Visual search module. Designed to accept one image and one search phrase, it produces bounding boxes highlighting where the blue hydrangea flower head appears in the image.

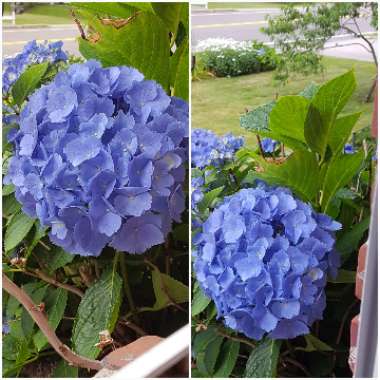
[4,60,188,256]
[193,183,341,340]
[261,138,278,153]
[191,129,244,168]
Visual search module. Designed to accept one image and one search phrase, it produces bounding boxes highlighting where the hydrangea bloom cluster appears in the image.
[261,138,278,153]
[5,60,188,256]
[3,40,67,94]
[191,129,244,169]
[193,183,341,340]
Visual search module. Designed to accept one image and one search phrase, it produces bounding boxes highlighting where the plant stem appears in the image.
[283,357,312,377]
[217,327,256,349]
[119,254,138,322]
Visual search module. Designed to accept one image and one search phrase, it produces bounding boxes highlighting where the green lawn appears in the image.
[192,57,376,147]
[3,3,71,25]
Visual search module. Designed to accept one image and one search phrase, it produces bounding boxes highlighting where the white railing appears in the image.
[111,325,189,378]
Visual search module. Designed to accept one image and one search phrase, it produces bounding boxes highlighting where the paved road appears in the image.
[3,25,80,57]
[192,8,377,61]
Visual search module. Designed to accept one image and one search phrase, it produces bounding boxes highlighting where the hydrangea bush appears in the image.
[192,70,373,378]
[5,60,188,256]
[194,39,278,78]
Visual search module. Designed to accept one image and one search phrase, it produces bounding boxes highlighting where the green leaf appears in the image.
[321,151,364,212]
[192,286,211,317]
[11,62,49,106]
[269,95,309,150]
[4,211,35,252]
[298,82,319,99]
[2,334,31,376]
[197,186,224,213]
[170,36,189,100]
[152,266,188,310]
[44,246,75,273]
[197,336,224,376]
[336,216,370,262]
[152,3,183,34]
[245,339,281,378]
[213,340,240,378]
[329,269,356,283]
[304,70,356,156]
[193,326,218,354]
[3,184,15,196]
[127,3,154,12]
[3,194,22,217]
[52,359,79,378]
[79,12,171,92]
[327,112,361,156]
[302,334,333,352]
[25,223,48,257]
[257,150,319,202]
[71,2,136,18]
[33,287,68,351]
[240,101,276,136]
[72,268,122,359]
[19,282,48,341]
[2,125,16,153]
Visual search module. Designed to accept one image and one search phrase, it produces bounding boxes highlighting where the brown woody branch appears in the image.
[2,274,103,371]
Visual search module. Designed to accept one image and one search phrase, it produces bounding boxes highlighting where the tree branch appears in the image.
[2,273,103,371]
[341,25,378,66]
[24,269,84,298]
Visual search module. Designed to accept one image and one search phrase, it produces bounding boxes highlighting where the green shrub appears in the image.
[198,42,277,77]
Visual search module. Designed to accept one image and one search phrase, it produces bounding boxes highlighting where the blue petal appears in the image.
[63,135,101,166]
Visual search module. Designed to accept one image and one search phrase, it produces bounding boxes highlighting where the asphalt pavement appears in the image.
[3,25,80,57]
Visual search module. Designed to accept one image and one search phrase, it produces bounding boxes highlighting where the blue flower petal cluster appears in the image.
[5,60,188,256]
[193,183,341,340]
[344,144,355,154]
[3,40,67,94]
[261,138,278,153]
[191,129,244,168]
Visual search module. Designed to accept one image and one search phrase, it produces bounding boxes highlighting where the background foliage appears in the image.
[263,2,377,101]
[2,2,189,377]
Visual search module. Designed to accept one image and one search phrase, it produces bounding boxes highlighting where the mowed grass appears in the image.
[192,57,376,147]
[3,4,71,25]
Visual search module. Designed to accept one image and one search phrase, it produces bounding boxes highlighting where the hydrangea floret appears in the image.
[261,137,278,153]
[193,183,341,340]
[5,60,188,256]
[191,128,244,169]
[344,143,355,154]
